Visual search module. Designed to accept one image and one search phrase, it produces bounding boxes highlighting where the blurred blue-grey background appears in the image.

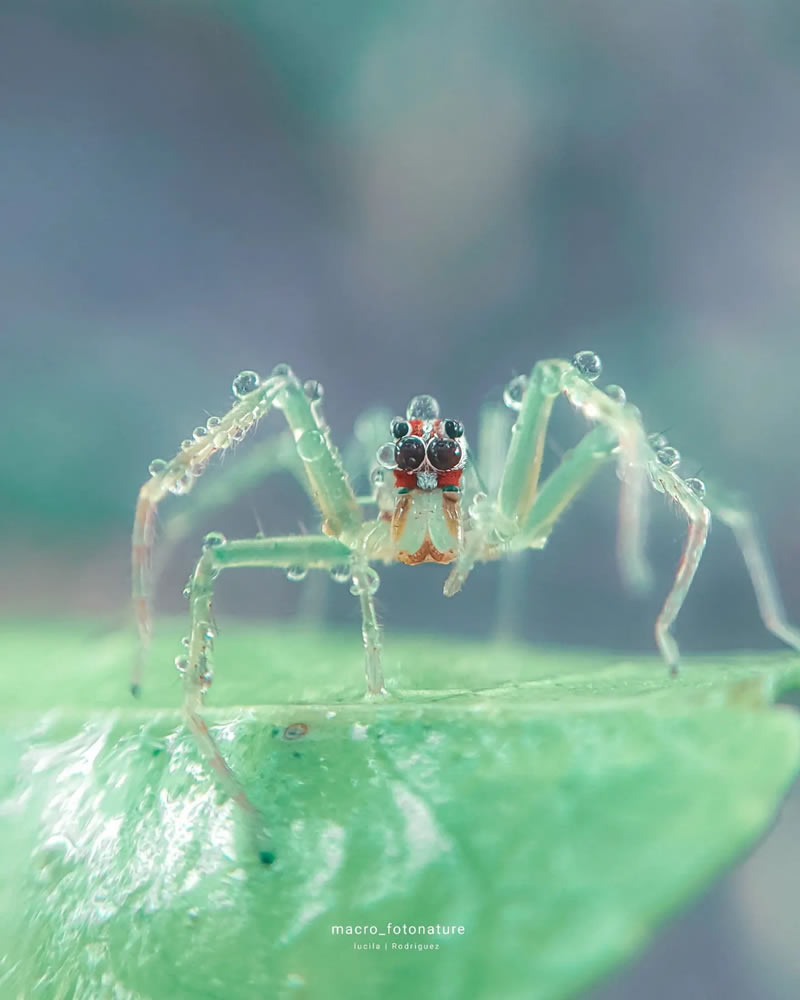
[1,2,799,997]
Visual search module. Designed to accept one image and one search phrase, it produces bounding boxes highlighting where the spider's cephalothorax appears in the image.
[378,394,467,566]
[133,354,800,862]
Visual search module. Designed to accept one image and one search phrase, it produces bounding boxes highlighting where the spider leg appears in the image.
[132,367,363,693]
[519,430,710,673]
[705,485,800,652]
[183,533,359,858]
[648,467,711,673]
[445,358,651,596]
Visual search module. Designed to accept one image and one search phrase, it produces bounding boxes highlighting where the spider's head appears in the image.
[389,395,466,493]
[380,396,466,565]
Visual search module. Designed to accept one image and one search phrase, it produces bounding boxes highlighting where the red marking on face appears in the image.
[393,468,462,490]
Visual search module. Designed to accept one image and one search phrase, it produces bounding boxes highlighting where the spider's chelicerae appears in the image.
[132,352,800,861]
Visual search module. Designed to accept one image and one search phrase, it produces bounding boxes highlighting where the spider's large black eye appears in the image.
[391,419,410,439]
[395,436,426,471]
[444,419,463,439]
[428,437,462,471]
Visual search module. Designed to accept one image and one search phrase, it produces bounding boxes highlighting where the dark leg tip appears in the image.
[130,683,142,698]
[259,850,276,866]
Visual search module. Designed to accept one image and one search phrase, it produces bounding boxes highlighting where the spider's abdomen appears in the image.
[390,488,462,565]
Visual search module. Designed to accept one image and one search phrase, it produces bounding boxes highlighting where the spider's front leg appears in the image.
[182,533,357,864]
[445,354,652,596]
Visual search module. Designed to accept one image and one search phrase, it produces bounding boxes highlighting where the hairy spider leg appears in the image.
[133,368,368,693]
[706,485,800,653]
[648,464,711,673]
[132,374,291,694]
[184,534,354,859]
[444,358,651,596]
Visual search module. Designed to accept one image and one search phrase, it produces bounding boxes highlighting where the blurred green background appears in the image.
[1,1,799,996]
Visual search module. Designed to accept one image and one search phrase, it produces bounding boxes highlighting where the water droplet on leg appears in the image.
[503,375,528,410]
[656,446,681,469]
[571,351,602,381]
[232,371,261,398]
[148,458,168,477]
[684,477,706,498]
[296,429,326,462]
[287,566,308,582]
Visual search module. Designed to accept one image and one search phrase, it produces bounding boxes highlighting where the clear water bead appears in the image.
[370,468,385,487]
[376,442,397,469]
[271,363,294,377]
[605,384,626,404]
[168,473,193,495]
[406,394,440,420]
[193,426,209,440]
[648,432,669,449]
[329,564,351,584]
[232,371,260,398]
[180,439,193,451]
[656,446,681,469]
[174,655,188,673]
[296,429,326,462]
[148,458,168,477]
[350,567,380,596]
[202,531,226,549]
[286,566,308,582]
[503,374,528,410]
[684,477,706,499]
[572,351,602,381]
[303,379,324,402]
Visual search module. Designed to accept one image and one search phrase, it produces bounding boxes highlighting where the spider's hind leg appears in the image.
[706,483,800,653]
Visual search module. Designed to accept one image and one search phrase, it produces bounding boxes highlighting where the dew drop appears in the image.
[174,655,188,673]
[287,565,308,582]
[181,439,193,452]
[605,384,626,404]
[304,379,324,402]
[296,429,326,462]
[271,363,294,377]
[148,458,168,477]
[169,473,193,495]
[203,531,226,549]
[193,426,209,440]
[684,477,706,499]
[572,351,602,381]
[376,442,397,469]
[229,425,246,443]
[232,371,261,398]
[370,468,385,487]
[181,636,190,648]
[406,394,440,420]
[329,564,351,584]
[656,446,681,469]
[183,583,192,599]
[503,375,528,411]
[206,416,221,430]
[350,567,380,595]
[648,432,669,449]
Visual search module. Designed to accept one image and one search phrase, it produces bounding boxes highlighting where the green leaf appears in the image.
[1,621,798,1000]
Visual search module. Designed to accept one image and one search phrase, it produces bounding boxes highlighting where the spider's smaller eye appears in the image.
[395,436,426,471]
[444,419,463,439]
[391,419,410,439]
[428,437,462,471]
